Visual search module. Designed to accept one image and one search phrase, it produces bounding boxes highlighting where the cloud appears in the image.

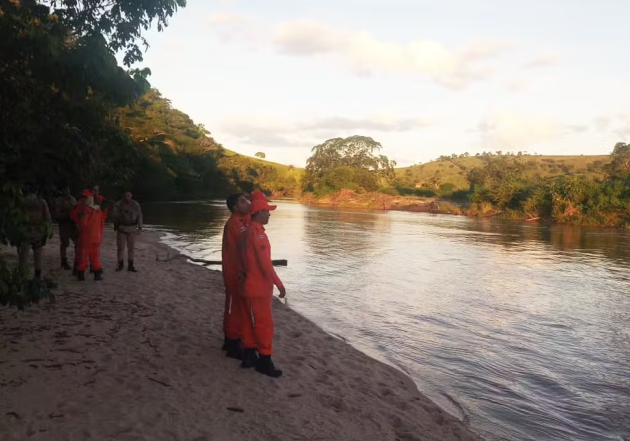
[477,112,561,149]
[272,20,511,88]
[523,53,560,69]
[207,13,260,42]
[300,116,431,132]
[507,79,530,92]
[220,114,432,147]
[590,113,630,139]
[208,14,512,88]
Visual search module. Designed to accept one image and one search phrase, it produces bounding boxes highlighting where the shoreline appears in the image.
[0,229,483,441]
[300,193,630,229]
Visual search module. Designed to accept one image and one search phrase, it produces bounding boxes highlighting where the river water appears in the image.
[143,200,630,441]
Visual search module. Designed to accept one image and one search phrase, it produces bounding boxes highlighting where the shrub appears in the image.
[378,187,399,196]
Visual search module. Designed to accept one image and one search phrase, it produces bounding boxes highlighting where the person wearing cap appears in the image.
[239,190,286,378]
[220,193,251,359]
[75,196,108,281]
[112,191,143,272]
[70,188,95,275]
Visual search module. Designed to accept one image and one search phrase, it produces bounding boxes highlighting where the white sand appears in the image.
[0,229,483,441]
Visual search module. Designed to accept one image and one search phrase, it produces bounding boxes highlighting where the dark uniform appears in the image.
[53,193,77,268]
[18,193,52,277]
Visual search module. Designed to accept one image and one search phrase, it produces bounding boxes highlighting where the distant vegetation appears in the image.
[461,144,630,227]
[303,135,396,196]
[116,89,302,200]
[396,152,609,191]
[304,143,630,228]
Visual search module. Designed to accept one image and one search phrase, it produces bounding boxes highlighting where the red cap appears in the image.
[249,191,277,214]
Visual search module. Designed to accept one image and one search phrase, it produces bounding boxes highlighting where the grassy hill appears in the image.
[396,155,610,190]
[221,149,303,178]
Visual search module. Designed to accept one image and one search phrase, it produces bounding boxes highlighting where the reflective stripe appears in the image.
[228,295,233,315]
[250,304,256,328]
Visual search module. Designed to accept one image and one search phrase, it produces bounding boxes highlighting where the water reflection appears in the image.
[145,201,630,441]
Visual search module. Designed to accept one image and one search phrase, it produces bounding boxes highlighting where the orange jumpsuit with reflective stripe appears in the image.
[239,222,283,355]
[221,213,250,340]
[76,206,108,272]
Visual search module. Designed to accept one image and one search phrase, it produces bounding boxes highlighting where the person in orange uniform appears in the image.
[221,193,251,359]
[239,191,286,378]
[70,189,92,275]
[75,196,108,281]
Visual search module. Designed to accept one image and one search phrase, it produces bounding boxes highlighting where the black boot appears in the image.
[128,261,138,273]
[115,261,124,272]
[240,348,259,369]
[77,271,85,281]
[256,355,283,378]
[61,258,71,270]
[225,339,244,360]
[94,269,103,281]
[72,263,78,276]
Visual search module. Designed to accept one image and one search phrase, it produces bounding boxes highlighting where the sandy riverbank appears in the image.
[0,229,483,441]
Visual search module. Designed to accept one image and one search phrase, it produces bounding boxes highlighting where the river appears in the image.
[143,200,630,441]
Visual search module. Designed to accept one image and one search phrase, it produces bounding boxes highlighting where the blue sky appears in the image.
[134,0,630,167]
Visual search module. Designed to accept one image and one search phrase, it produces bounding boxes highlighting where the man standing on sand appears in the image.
[221,193,251,359]
[239,191,286,378]
[75,196,108,281]
[52,186,77,270]
[112,191,143,272]
[17,184,53,279]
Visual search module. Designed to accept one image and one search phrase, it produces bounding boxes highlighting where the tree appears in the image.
[42,0,187,66]
[607,142,630,178]
[304,135,396,190]
[0,0,186,308]
[255,152,266,159]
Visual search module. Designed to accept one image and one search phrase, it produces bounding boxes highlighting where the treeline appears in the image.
[464,143,630,227]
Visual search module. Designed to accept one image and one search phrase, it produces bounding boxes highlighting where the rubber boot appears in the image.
[94,269,103,281]
[240,348,259,369]
[61,258,71,270]
[128,261,138,273]
[115,261,124,272]
[77,271,85,281]
[225,339,244,360]
[256,355,283,378]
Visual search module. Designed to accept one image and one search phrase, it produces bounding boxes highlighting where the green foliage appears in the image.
[319,166,379,193]
[378,187,399,196]
[397,154,609,190]
[0,0,185,308]
[396,186,438,197]
[44,0,187,66]
[606,142,630,179]
[255,152,266,159]
[304,135,396,192]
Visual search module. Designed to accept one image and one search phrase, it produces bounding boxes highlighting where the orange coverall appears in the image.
[239,222,284,355]
[221,213,250,340]
[76,206,108,272]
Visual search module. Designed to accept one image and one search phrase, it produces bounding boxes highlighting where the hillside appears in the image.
[222,148,304,178]
[396,155,610,190]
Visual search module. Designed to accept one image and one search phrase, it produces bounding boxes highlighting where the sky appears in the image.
[134,0,630,167]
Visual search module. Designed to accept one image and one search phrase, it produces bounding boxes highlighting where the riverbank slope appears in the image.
[0,230,482,441]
